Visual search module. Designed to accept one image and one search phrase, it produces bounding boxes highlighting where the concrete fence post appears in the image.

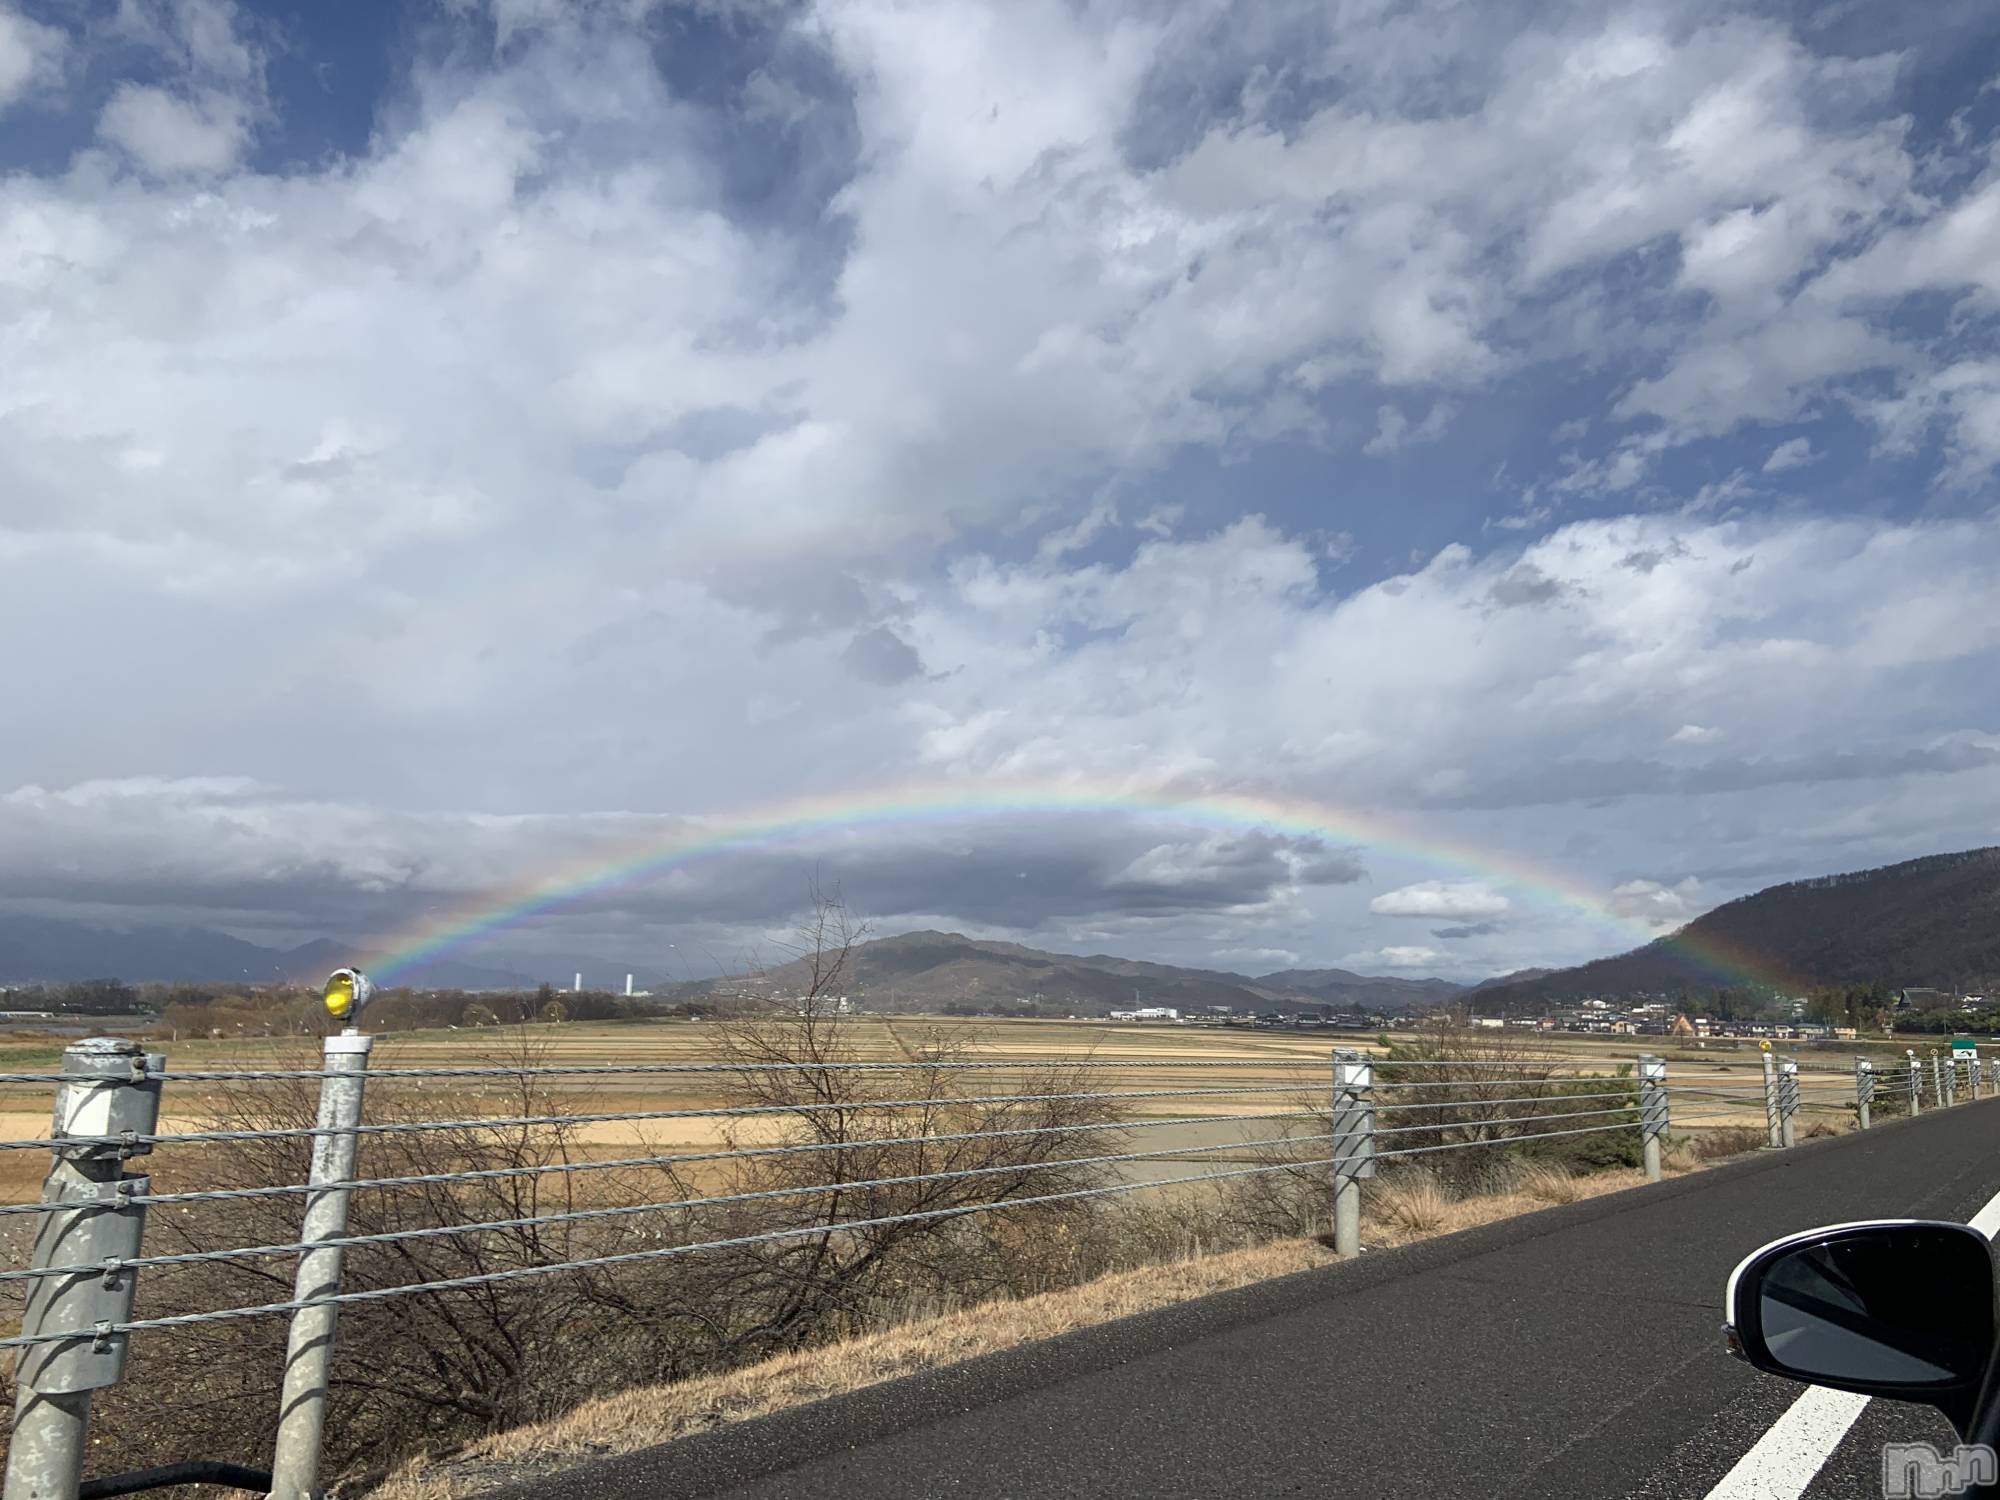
[269,1030,375,1500]
[1931,1052,1945,1110]
[1329,1049,1376,1260]
[1909,1049,1921,1116]
[1975,1052,1986,1100]
[1778,1057,1799,1149]
[1637,1055,1668,1183]
[3,1039,163,1500]
[1761,1050,1782,1148]
[1855,1057,1873,1131]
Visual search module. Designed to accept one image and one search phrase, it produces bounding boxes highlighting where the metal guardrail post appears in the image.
[1329,1049,1375,1259]
[1945,1053,1959,1107]
[4,1039,162,1500]
[1855,1057,1873,1130]
[1778,1057,1798,1149]
[1931,1052,1945,1110]
[269,1031,375,1500]
[1760,1050,1781,1147]
[1909,1049,1921,1116]
[1637,1055,1667,1183]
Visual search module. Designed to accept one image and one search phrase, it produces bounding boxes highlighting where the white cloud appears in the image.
[1863,361,2000,488]
[97,84,251,173]
[901,509,2000,820]
[1815,172,2000,306]
[1671,724,1723,745]
[90,1,266,174]
[1368,945,1445,970]
[1370,880,1512,919]
[1364,401,1456,457]
[1607,877,1707,928]
[0,5,62,109]
[1762,437,1817,473]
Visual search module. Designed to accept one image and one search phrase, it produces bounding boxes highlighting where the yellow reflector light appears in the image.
[323,968,370,1021]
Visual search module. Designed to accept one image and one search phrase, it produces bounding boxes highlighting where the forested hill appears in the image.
[690,930,1458,1014]
[1477,847,2000,1007]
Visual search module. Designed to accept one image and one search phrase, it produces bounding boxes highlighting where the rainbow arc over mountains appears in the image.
[364,778,1783,992]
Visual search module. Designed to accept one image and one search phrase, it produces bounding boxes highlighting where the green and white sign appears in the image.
[1952,1039,1978,1056]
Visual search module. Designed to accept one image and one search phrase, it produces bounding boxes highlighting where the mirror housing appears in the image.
[1725,1220,1997,1434]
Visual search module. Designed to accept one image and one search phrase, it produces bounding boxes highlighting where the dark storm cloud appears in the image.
[1432,921,1502,939]
[841,625,925,685]
[0,786,1363,948]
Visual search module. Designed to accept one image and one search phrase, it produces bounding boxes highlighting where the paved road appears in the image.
[487,1100,2000,1500]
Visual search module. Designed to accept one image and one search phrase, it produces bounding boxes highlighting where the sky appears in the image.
[2,0,1999,986]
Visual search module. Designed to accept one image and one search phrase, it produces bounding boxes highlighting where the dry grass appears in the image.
[1512,1160,1583,1204]
[1665,1124,1770,1170]
[363,1154,1696,1500]
[1356,1163,1657,1251]
[1367,1168,1452,1233]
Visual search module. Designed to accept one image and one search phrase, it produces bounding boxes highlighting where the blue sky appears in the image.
[2,0,1998,984]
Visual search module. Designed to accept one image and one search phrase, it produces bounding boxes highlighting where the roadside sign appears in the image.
[1953,1039,1978,1055]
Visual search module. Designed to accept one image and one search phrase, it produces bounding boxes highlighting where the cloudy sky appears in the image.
[3,0,1998,984]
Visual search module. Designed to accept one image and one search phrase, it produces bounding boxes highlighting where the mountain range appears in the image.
[0,913,539,991]
[682,929,1466,1014]
[1474,847,2000,1008]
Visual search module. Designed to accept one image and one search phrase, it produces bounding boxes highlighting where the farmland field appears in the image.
[0,1015,1884,1205]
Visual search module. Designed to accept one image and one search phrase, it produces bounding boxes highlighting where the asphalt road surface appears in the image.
[485,1099,2000,1500]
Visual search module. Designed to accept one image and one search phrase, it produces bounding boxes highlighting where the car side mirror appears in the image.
[1725,1221,1997,1435]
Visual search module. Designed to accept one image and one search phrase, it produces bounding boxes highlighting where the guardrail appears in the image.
[0,1035,1982,1498]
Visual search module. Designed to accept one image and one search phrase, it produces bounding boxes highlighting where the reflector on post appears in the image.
[322,968,374,1026]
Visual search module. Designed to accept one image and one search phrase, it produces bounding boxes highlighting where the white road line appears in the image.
[1700,1171,2000,1500]
[1969,1190,2000,1239]
[1700,1388,1871,1499]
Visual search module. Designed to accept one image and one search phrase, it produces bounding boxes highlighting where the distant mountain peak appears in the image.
[1477,846,2000,1006]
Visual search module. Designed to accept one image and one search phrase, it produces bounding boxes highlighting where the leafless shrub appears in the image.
[1375,1021,1640,1190]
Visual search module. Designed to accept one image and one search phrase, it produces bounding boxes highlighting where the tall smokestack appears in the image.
[573,972,582,993]
[625,973,634,997]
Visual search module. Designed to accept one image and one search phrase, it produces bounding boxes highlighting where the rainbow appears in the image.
[364,779,1785,993]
